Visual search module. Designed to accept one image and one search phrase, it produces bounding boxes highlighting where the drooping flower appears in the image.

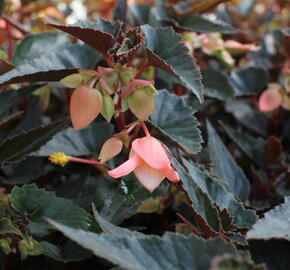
[108,136,180,192]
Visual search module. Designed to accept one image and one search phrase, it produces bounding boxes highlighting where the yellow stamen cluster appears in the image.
[49,152,70,167]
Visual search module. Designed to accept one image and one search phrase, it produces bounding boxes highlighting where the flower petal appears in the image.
[108,154,143,178]
[160,165,180,183]
[259,87,282,112]
[134,163,165,192]
[99,137,123,163]
[132,137,170,169]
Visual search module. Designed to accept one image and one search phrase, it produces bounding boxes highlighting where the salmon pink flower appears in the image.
[108,136,180,192]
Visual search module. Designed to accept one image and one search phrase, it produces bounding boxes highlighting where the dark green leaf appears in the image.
[249,239,290,270]
[202,69,234,101]
[93,207,143,237]
[225,101,267,137]
[222,124,265,167]
[153,6,237,33]
[13,32,69,66]
[0,44,101,85]
[171,157,221,233]
[151,90,203,154]
[10,184,91,229]
[0,119,68,163]
[48,219,238,270]
[33,122,113,156]
[141,25,204,102]
[100,176,168,225]
[207,121,250,201]
[230,67,269,96]
[0,85,40,117]
[247,196,290,241]
[182,159,257,228]
[40,241,91,262]
[114,0,127,23]
[129,4,150,25]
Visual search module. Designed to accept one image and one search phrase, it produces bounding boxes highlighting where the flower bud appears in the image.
[99,137,123,163]
[119,67,137,86]
[259,84,282,112]
[70,84,103,130]
[98,66,118,92]
[100,92,115,122]
[127,85,156,120]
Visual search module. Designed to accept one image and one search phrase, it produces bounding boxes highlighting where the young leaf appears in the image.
[150,90,203,154]
[10,184,91,230]
[141,26,204,102]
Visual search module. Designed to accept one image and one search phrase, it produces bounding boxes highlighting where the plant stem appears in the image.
[139,121,151,137]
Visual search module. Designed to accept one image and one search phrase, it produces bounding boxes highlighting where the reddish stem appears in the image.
[69,156,105,167]
[139,121,151,137]
[104,53,114,68]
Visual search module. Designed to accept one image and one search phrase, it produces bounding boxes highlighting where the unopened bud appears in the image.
[99,137,123,162]
[70,85,103,130]
[100,92,115,122]
[119,67,137,86]
[127,85,156,120]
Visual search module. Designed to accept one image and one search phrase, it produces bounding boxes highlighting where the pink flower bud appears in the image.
[70,85,103,130]
[99,137,123,163]
[259,85,283,112]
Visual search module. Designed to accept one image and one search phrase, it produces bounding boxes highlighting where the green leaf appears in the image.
[100,176,168,225]
[0,217,21,235]
[93,207,143,237]
[0,44,101,85]
[152,6,237,33]
[171,157,221,233]
[230,67,269,96]
[141,25,204,102]
[150,90,203,154]
[33,122,113,156]
[182,159,257,228]
[40,241,91,262]
[0,85,40,117]
[222,124,265,167]
[202,69,234,101]
[10,184,91,229]
[13,32,69,66]
[0,119,68,164]
[247,197,290,241]
[207,121,250,201]
[225,101,267,137]
[48,219,238,270]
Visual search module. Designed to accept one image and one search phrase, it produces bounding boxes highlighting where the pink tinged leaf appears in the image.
[99,78,114,95]
[70,85,103,130]
[134,163,165,192]
[108,153,143,178]
[258,88,282,112]
[98,66,115,77]
[132,137,170,170]
[122,79,154,98]
[160,165,180,182]
[99,137,123,163]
